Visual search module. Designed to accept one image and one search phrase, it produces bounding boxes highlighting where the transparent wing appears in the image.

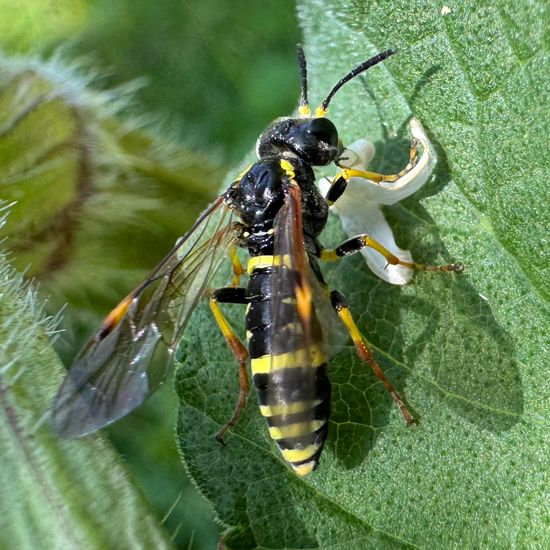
[52,196,241,437]
[267,183,335,411]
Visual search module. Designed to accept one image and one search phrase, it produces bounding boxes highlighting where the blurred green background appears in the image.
[75,0,301,162]
[2,0,300,163]
[0,0,300,547]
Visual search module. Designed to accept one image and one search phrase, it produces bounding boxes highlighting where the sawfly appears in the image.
[51,46,463,475]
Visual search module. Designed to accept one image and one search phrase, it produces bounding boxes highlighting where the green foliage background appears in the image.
[0,1,548,549]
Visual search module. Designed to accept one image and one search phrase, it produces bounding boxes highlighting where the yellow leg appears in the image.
[330,290,416,426]
[209,291,250,442]
[342,137,420,183]
[326,138,421,205]
[320,236,463,273]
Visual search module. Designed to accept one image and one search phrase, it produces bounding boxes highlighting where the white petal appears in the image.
[339,138,375,169]
[338,118,433,205]
[318,118,434,285]
[331,186,415,285]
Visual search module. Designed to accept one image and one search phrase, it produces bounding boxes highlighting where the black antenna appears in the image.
[296,44,310,116]
[318,49,396,115]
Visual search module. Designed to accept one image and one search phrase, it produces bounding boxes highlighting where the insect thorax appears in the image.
[229,156,328,256]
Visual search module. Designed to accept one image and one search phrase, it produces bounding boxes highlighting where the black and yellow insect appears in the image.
[51,46,462,475]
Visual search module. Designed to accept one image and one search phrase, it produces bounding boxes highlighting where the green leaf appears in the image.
[176,1,550,548]
[0,237,172,549]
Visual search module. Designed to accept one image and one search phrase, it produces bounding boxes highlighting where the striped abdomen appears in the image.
[245,255,331,475]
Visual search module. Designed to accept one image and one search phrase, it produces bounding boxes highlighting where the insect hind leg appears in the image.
[330,290,416,426]
[209,287,250,443]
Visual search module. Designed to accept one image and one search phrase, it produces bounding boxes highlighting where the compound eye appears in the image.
[307,117,338,147]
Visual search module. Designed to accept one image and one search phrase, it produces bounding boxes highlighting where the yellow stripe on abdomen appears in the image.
[259,399,322,417]
[250,344,325,375]
[247,254,292,274]
[293,461,317,476]
[268,419,326,440]
[280,444,322,463]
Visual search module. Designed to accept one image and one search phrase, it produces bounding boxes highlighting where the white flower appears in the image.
[318,118,434,285]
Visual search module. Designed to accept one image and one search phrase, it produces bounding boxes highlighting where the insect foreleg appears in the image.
[320,236,463,273]
[342,135,421,186]
[345,138,419,182]
[209,288,250,443]
[330,290,416,426]
[325,133,425,207]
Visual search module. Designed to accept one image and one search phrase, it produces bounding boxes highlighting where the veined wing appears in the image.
[267,181,333,430]
[51,195,241,437]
